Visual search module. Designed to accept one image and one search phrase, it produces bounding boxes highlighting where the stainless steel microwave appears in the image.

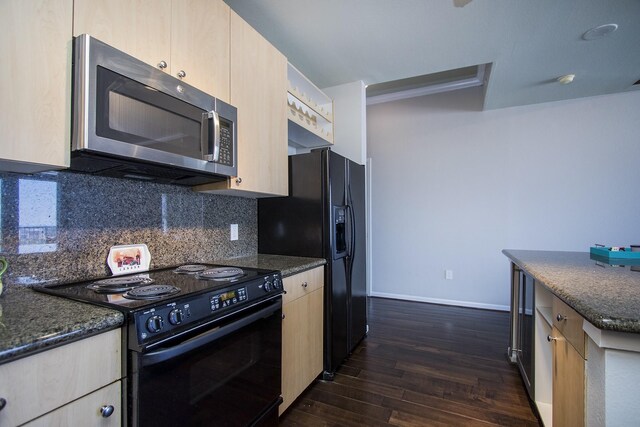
[71,34,237,186]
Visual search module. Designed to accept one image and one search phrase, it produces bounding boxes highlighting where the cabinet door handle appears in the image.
[0,397,6,412]
[547,335,558,342]
[177,70,187,79]
[235,177,242,185]
[157,60,168,69]
[556,313,567,322]
[301,281,308,288]
[100,405,115,418]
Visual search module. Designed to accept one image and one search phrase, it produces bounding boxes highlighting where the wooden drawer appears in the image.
[24,381,121,427]
[282,266,324,305]
[552,296,586,358]
[0,329,122,426]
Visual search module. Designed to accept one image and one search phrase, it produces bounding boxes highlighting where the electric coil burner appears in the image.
[197,266,245,281]
[36,262,284,427]
[86,275,154,293]
[173,264,209,274]
[122,284,180,300]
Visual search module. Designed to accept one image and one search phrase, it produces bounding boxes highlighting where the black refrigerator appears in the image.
[258,148,367,379]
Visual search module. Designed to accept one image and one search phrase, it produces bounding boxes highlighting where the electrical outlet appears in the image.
[445,269,453,280]
[230,224,238,241]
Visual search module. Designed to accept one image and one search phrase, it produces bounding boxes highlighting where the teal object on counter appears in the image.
[590,246,640,260]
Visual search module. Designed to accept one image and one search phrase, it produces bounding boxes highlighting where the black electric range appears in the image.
[37,263,284,426]
[37,263,283,351]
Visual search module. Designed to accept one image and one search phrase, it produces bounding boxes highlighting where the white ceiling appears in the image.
[224,0,640,109]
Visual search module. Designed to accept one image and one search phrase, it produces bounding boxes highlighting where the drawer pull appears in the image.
[556,313,567,322]
[547,335,558,342]
[100,405,115,418]
[0,397,6,412]
[301,281,308,288]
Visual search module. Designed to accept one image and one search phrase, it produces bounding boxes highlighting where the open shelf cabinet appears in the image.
[287,62,333,148]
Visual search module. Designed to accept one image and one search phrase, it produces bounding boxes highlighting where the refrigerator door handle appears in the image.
[346,204,355,259]
[346,179,357,262]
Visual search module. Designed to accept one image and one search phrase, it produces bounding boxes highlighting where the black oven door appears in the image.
[129,297,282,427]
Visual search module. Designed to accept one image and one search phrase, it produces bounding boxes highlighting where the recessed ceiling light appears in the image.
[582,24,618,40]
[557,74,575,85]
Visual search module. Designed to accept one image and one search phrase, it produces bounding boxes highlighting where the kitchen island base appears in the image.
[505,250,640,426]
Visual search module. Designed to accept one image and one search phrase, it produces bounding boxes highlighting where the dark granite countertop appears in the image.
[0,254,323,365]
[503,250,640,334]
[215,254,326,277]
[0,287,124,365]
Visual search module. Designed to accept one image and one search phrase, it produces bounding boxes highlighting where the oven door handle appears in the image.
[143,298,280,366]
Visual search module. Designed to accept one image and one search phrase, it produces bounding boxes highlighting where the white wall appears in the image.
[367,88,640,310]
[323,81,367,165]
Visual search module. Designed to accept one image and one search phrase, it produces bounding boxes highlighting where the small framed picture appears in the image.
[107,244,151,276]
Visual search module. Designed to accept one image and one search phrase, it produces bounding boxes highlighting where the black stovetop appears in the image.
[37,263,278,312]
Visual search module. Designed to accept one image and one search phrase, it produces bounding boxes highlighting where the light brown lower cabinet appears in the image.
[551,296,586,426]
[280,266,324,415]
[534,284,587,426]
[552,325,585,427]
[518,264,640,427]
[0,329,122,426]
[23,381,121,427]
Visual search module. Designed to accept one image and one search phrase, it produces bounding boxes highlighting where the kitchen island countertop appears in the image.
[0,254,325,365]
[503,249,640,334]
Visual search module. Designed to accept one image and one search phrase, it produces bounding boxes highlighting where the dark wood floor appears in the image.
[279,297,540,426]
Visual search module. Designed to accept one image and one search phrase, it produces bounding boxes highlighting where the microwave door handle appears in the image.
[212,110,220,162]
[201,110,221,162]
[200,113,212,161]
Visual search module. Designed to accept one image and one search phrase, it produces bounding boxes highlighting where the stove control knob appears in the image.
[263,280,273,292]
[168,309,184,325]
[273,277,282,290]
[146,315,164,333]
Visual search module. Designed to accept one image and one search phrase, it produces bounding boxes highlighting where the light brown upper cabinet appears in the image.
[194,11,288,197]
[0,0,72,173]
[73,0,230,101]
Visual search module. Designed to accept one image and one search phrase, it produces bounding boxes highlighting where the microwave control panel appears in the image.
[218,120,233,166]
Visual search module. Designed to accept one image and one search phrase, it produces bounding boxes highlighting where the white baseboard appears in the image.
[368,291,510,312]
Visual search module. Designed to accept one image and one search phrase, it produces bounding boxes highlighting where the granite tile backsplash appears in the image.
[0,171,257,288]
